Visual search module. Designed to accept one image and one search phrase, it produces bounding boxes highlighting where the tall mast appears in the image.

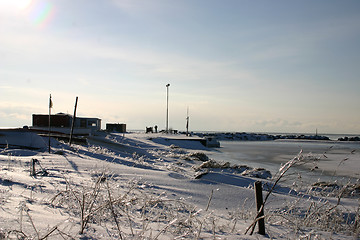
[186,106,189,136]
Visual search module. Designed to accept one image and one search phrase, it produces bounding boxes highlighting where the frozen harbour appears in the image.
[208,139,360,184]
[0,131,359,239]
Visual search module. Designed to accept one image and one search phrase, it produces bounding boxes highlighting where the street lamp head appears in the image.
[166,84,170,87]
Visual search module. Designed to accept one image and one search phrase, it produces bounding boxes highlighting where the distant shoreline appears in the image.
[193,132,333,141]
[128,129,360,141]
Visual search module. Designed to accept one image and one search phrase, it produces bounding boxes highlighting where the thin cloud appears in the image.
[0,86,13,89]
[110,0,181,15]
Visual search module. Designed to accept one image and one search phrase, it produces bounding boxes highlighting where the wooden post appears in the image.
[69,96,78,146]
[30,159,36,176]
[48,94,52,153]
[254,181,266,235]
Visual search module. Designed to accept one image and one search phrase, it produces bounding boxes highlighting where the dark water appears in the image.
[207,140,360,185]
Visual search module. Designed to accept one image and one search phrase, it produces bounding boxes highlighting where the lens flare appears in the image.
[26,0,55,28]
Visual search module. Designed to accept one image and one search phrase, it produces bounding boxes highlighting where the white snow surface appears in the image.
[0,129,47,150]
[0,132,358,239]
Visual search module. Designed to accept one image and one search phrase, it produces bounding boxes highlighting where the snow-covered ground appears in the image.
[0,131,359,239]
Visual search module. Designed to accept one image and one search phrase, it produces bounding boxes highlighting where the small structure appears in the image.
[202,137,220,148]
[32,113,101,135]
[146,127,153,133]
[106,123,126,133]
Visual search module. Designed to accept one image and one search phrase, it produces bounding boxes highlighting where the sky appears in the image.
[1,0,360,134]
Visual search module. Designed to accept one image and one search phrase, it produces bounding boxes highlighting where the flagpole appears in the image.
[48,94,52,153]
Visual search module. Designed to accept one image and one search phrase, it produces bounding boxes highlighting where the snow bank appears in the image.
[150,136,209,150]
[0,129,47,150]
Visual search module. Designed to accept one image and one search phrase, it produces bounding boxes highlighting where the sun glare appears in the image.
[17,0,32,10]
[2,0,32,10]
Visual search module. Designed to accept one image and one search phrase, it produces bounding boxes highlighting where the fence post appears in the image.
[30,159,36,176]
[254,181,265,235]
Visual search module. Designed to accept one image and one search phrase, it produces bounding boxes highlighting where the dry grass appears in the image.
[1,147,359,239]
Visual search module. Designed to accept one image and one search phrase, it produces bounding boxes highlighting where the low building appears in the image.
[106,123,126,133]
[32,113,101,135]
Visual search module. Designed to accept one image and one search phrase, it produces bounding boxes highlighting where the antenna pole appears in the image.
[186,107,189,136]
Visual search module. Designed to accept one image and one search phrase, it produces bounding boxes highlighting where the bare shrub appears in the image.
[49,172,235,239]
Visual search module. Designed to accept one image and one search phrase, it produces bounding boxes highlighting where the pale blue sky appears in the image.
[1,0,360,134]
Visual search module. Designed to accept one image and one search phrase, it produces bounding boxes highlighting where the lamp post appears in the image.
[166,83,170,133]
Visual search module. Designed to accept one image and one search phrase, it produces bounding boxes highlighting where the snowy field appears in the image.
[0,131,359,239]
